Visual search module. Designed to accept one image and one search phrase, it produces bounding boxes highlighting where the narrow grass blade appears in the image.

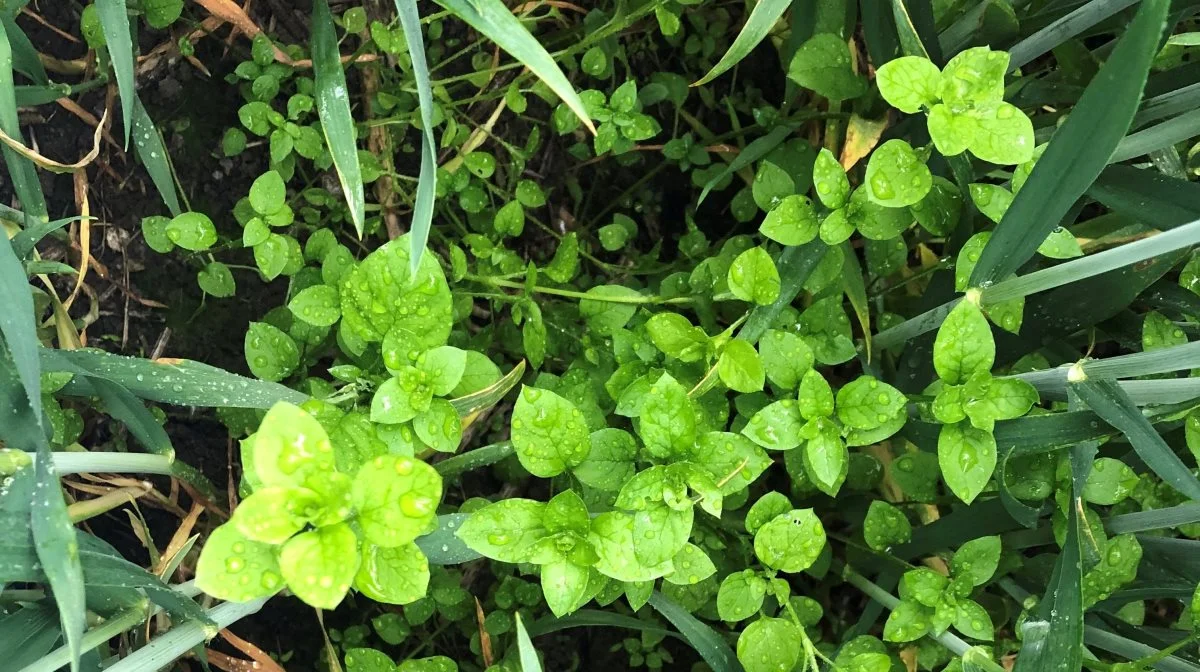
[0,606,60,669]
[1,16,46,84]
[1088,164,1200,230]
[96,0,136,147]
[873,298,960,352]
[1107,503,1200,534]
[40,349,307,408]
[526,610,674,639]
[692,0,791,86]
[434,441,513,478]
[982,218,1200,303]
[1007,0,1139,71]
[131,97,181,216]
[0,19,46,220]
[1084,625,1200,672]
[312,0,365,237]
[101,596,269,672]
[699,125,791,204]
[417,513,480,564]
[1072,378,1200,501]
[891,0,934,59]
[0,231,42,423]
[11,217,88,260]
[514,612,543,672]
[1135,82,1200,128]
[739,240,827,344]
[393,0,437,275]
[1015,341,1200,388]
[433,0,595,135]
[1011,391,1092,672]
[1112,107,1200,163]
[31,450,85,672]
[647,592,743,672]
[87,377,174,455]
[449,359,525,419]
[969,0,1170,288]
[841,242,872,356]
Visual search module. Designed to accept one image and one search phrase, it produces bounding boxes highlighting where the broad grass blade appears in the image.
[648,592,743,672]
[0,19,45,220]
[2,16,46,84]
[1088,164,1200,230]
[969,0,1170,287]
[393,0,437,274]
[312,0,365,237]
[434,0,596,134]
[699,125,790,204]
[1007,0,1139,71]
[693,0,791,86]
[1073,378,1200,501]
[515,612,543,672]
[96,0,137,147]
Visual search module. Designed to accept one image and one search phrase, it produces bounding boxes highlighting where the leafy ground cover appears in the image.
[3,0,1200,671]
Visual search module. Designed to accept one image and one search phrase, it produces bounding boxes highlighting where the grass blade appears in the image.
[1007,0,1139,71]
[1072,378,1200,501]
[0,228,42,423]
[1107,503,1200,534]
[1015,341,1200,388]
[101,597,270,672]
[739,240,827,344]
[312,0,365,237]
[434,441,514,478]
[86,377,174,455]
[31,439,85,672]
[393,0,437,275]
[2,16,46,84]
[969,0,1170,288]
[131,97,181,217]
[1088,164,1200,230]
[0,19,46,220]
[647,592,743,672]
[841,242,872,355]
[526,610,674,639]
[40,349,307,408]
[449,359,525,420]
[1111,107,1200,164]
[0,606,60,669]
[692,0,791,86]
[95,0,136,147]
[699,124,791,204]
[11,216,88,260]
[514,612,543,672]
[434,0,594,135]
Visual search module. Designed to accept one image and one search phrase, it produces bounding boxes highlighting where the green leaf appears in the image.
[312,0,365,237]
[717,569,767,621]
[691,432,771,495]
[742,400,805,451]
[753,509,826,572]
[951,536,1001,586]
[197,262,236,298]
[883,599,932,642]
[457,499,547,562]
[417,346,467,396]
[864,501,913,551]
[414,399,462,453]
[803,420,847,495]
[249,170,286,215]
[251,402,337,488]
[589,512,673,582]
[877,55,941,113]
[847,186,911,241]
[166,212,218,251]
[371,369,431,424]
[540,560,589,617]
[632,505,692,566]
[938,421,997,504]
[646,313,708,362]
[96,0,136,145]
[231,486,323,544]
[1037,227,1083,259]
[933,301,994,385]
[728,247,781,305]
[1072,378,1200,501]
[253,234,290,280]
[955,600,994,641]
[511,386,591,477]
[692,0,791,85]
[939,47,1007,105]
[798,369,834,419]
[740,242,828,344]
[432,0,595,135]
[1142,311,1188,351]
[865,139,932,207]
[969,0,1170,286]
[289,285,340,327]
[813,148,850,209]
[837,376,907,430]
[664,543,716,586]
[195,524,284,601]
[245,322,299,382]
[346,648,395,672]
[573,428,637,491]
[964,377,1038,430]
[638,373,697,459]
[787,33,867,100]
[759,329,815,390]
[760,195,819,246]
[279,522,359,609]
[340,235,453,345]
[579,286,641,336]
[1083,457,1138,506]
[911,176,962,236]
[351,455,442,547]
[718,339,765,393]
[737,617,803,672]
[355,542,429,605]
